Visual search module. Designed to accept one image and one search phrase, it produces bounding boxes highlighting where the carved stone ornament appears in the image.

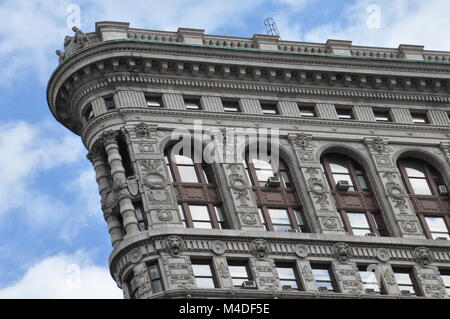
[308,177,329,206]
[250,238,270,260]
[218,262,230,278]
[386,182,408,210]
[288,133,312,149]
[229,174,250,205]
[140,160,167,189]
[333,242,351,263]
[376,248,391,262]
[211,240,226,255]
[383,268,397,286]
[113,178,131,201]
[241,213,258,226]
[294,244,309,258]
[128,248,143,264]
[157,210,173,222]
[135,123,157,139]
[371,137,388,153]
[101,130,118,145]
[322,217,339,230]
[401,221,418,233]
[165,235,185,257]
[414,246,433,267]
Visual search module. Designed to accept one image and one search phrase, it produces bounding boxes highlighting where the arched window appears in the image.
[244,149,307,233]
[398,158,450,240]
[165,145,225,229]
[321,153,386,236]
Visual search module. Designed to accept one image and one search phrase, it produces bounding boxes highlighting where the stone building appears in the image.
[47,21,450,299]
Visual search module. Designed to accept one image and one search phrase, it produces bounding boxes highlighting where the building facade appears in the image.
[47,21,450,299]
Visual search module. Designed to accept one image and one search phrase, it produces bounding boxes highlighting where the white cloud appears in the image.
[0,250,122,299]
[279,0,450,50]
[0,120,104,240]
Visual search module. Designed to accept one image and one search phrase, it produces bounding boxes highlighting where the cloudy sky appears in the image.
[0,0,449,299]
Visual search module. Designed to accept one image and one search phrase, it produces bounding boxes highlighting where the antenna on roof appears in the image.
[264,18,280,37]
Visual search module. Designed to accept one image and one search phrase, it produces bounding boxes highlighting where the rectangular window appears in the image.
[298,104,317,118]
[192,261,217,289]
[311,264,336,292]
[104,96,116,110]
[128,275,139,299]
[374,109,392,122]
[358,265,382,294]
[439,269,450,296]
[276,263,300,290]
[267,208,293,232]
[184,98,202,110]
[346,212,372,236]
[228,261,252,288]
[261,102,279,115]
[222,100,241,112]
[393,268,418,296]
[145,96,163,108]
[424,216,450,240]
[411,111,429,124]
[189,205,213,229]
[336,107,354,120]
[148,262,164,293]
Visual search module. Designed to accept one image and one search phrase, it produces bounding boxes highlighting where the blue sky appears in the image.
[0,0,449,298]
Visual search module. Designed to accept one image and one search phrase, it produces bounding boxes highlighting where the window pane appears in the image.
[394,273,413,285]
[195,277,215,289]
[256,169,275,182]
[192,264,212,276]
[329,159,350,173]
[268,209,291,225]
[410,178,432,195]
[229,265,249,278]
[149,264,160,279]
[193,222,213,229]
[252,159,273,169]
[174,154,194,165]
[146,98,162,107]
[347,213,370,228]
[178,166,199,183]
[352,228,371,236]
[189,206,211,221]
[277,267,296,280]
[152,280,163,293]
[312,269,332,281]
[425,217,448,232]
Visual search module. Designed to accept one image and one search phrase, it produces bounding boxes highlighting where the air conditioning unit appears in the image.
[241,281,257,289]
[365,288,376,294]
[400,290,411,296]
[267,176,281,187]
[436,237,448,241]
[438,185,448,195]
[365,233,377,237]
[318,286,329,292]
[286,229,299,233]
[282,285,292,291]
[336,180,350,191]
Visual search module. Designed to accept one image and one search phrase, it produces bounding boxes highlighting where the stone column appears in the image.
[211,128,263,230]
[87,150,123,247]
[288,133,345,234]
[296,259,318,292]
[331,261,364,295]
[102,130,140,235]
[132,262,152,299]
[249,257,280,291]
[378,263,400,296]
[125,123,183,228]
[413,265,449,298]
[364,137,424,238]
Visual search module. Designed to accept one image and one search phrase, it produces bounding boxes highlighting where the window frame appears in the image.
[410,111,429,124]
[191,260,219,289]
[183,97,202,110]
[148,261,165,293]
[275,262,302,291]
[260,102,279,115]
[310,263,338,292]
[227,260,253,288]
[398,158,450,240]
[298,104,317,118]
[357,264,384,294]
[145,95,164,108]
[392,267,420,296]
[373,109,392,122]
[336,106,354,120]
[439,269,450,297]
[222,99,241,113]
[104,95,116,110]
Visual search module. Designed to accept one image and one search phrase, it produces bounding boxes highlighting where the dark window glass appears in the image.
[184,98,201,110]
[145,96,163,108]
[104,96,115,110]
[83,104,94,122]
[311,264,336,292]
[298,104,316,118]
[148,262,164,293]
[223,100,241,112]
[128,275,139,299]
[261,103,278,115]
[411,111,428,124]
[336,107,354,120]
[374,110,392,122]
[192,261,217,289]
